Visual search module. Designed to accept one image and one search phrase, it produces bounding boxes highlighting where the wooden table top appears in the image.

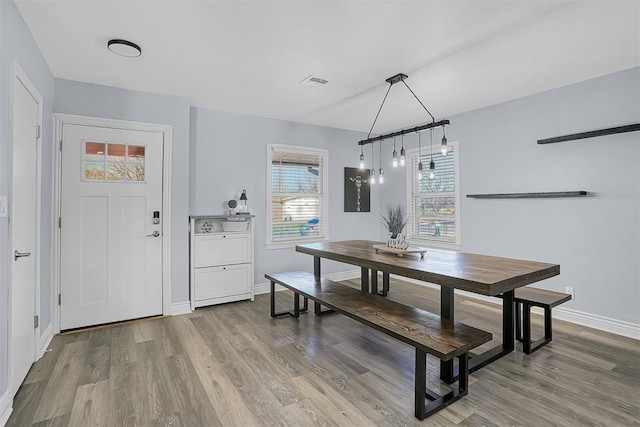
[296,240,560,296]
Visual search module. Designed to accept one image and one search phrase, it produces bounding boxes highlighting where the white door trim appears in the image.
[8,60,43,397]
[52,113,173,333]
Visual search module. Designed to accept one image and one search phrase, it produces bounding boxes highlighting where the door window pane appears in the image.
[85,162,105,180]
[85,142,105,161]
[127,146,145,181]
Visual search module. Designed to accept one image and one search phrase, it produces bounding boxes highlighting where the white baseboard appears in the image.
[553,307,640,340]
[0,389,12,427]
[171,301,192,316]
[38,323,54,359]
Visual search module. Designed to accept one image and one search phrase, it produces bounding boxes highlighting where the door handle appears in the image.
[147,231,160,237]
[15,250,31,260]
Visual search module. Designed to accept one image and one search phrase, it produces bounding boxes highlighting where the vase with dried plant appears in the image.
[381,205,409,249]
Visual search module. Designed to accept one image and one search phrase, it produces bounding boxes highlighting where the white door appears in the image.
[60,124,163,330]
[10,63,41,394]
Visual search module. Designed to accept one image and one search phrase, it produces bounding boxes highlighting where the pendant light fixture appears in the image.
[417,132,423,181]
[392,137,398,168]
[356,72,450,183]
[359,145,365,169]
[370,143,376,185]
[441,126,448,156]
[379,141,384,184]
[429,128,436,180]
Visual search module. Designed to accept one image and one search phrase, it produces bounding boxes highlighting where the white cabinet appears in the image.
[190,215,254,309]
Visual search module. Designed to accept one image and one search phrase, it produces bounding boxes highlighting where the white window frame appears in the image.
[266,143,329,249]
[405,140,461,250]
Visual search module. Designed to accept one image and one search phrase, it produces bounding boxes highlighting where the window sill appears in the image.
[266,236,329,250]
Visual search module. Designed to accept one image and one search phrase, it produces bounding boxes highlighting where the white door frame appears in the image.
[7,60,43,396]
[52,113,173,333]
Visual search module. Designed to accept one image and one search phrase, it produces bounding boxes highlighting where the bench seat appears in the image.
[507,287,571,354]
[266,271,492,420]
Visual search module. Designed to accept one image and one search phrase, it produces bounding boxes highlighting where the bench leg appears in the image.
[416,349,469,420]
[270,281,308,318]
[523,304,553,354]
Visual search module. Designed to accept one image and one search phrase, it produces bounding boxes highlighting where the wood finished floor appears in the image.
[8,278,640,426]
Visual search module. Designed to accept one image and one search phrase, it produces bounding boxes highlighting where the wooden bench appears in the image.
[265,271,492,420]
[510,287,572,354]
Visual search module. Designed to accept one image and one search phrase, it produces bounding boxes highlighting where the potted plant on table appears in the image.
[381,205,409,249]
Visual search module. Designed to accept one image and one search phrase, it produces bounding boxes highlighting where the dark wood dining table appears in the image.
[296,240,560,382]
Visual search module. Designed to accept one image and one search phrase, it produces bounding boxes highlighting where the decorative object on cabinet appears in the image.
[466,191,588,199]
[537,123,640,144]
[237,189,249,214]
[190,215,254,310]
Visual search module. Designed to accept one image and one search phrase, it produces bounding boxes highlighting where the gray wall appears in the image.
[189,107,379,283]
[0,0,55,397]
[382,67,640,324]
[54,79,192,303]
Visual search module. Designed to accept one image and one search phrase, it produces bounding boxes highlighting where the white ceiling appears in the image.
[15,0,640,133]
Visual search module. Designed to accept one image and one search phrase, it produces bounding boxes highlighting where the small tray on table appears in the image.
[373,244,427,259]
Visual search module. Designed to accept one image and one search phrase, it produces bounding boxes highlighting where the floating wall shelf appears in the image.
[537,123,640,144]
[467,191,588,199]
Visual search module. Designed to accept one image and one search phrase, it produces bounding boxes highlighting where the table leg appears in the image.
[371,269,378,294]
[360,267,369,293]
[314,256,322,315]
[313,255,334,316]
[381,272,389,296]
[440,286,455,383]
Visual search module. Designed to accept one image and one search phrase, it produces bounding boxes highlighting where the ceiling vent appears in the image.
[300,75,329,86]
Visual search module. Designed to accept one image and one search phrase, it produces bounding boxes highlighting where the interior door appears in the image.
[10,65,40,395]
[60,124,163,330]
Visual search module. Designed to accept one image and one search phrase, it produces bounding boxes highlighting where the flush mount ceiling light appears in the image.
[357,73,450,182]
[107,39,142,57]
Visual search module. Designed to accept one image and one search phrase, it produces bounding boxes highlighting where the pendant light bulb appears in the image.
[359,153,365,170]
[370,168,376,185]
[429,160,436,180]
[441,127,448,156]
[400,135,406,166]
[417,161,423,181]
[379,168,384,184]
[392,137,398,167]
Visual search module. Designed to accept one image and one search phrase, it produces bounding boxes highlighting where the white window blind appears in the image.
[407,141,460,247]
[267,144,328,247]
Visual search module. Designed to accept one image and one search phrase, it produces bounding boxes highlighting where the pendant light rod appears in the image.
[358,119,450,146]
[366,83,393,139]
[400,79,435,123]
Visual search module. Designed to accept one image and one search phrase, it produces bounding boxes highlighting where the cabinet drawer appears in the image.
[194,264,251,301]
[194,233,250,267]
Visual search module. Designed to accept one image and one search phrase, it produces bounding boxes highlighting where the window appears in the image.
[267,144,329,248]
[83,140,146,182]
[406,140,460,248]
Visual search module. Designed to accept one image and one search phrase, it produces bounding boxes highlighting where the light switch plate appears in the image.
[0,195,7,217]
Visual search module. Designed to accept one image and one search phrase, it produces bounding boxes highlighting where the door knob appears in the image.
[14,250,31,260]
[147,231,160,237]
